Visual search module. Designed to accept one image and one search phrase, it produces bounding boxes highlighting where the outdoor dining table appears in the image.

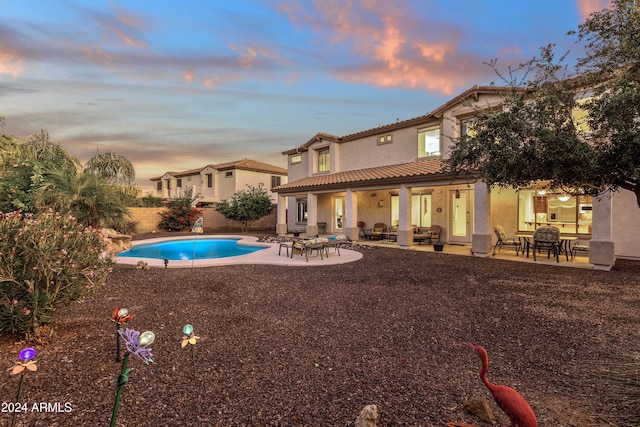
[515,233,578,261]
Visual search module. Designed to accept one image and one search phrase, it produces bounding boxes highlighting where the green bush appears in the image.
[138,195,163,207]
[0,210,113,336]
[158,191,202,231]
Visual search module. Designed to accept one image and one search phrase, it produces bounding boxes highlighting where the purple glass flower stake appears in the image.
[117,328,154,364]
[11,348,38,427]
[19,347,36,361]
[110,329,155,427]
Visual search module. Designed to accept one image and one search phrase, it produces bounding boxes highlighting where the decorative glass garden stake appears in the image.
[111,307,135,362]
[9,347,37,427]
[181,324,200,377]
[110,328,154,427]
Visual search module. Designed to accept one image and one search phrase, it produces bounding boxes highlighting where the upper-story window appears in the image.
[460,117,476,138]
[271,175,281,188]
[156,181,162,191]
[378,134,393,145]
[176,178,182,188]
[417,125,441,157]
[290,154,302,164]
[206,173,213,188]
[317,148,330,173]
[225,171,233,177]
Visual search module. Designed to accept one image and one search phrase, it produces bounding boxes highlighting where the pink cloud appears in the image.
[576,0,613,21]
[280,0,476,95]
[0,47,24,77]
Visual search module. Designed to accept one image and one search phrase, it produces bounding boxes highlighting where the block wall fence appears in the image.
[127,206,277,234]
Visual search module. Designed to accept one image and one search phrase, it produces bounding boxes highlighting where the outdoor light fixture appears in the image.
[558,194,571,202]
[455,189,461,199]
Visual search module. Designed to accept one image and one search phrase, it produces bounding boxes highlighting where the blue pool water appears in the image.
[117,238,266,261]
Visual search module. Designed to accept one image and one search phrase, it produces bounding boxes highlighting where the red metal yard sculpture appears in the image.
[464,343,538,427]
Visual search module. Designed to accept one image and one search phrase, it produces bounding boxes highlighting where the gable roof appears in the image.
[212,159,287,175]
[282,85,516,156]
[151,159,287,181]
[273,159,447,193]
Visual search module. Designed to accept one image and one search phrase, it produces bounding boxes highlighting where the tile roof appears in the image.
[273,159,447,193]
[151,159,287,181]
[212,159,287,175]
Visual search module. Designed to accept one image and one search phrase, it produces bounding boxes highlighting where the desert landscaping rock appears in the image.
[1,233,638,426]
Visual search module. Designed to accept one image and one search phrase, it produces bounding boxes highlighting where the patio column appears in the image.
[306,192,318,236]
[590,193,615,270]
[472,180,492,257]
[345,189,359,241]
[276,194,287,236]
[397,184,412,248]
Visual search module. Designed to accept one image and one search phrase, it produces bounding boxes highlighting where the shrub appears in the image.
[212,184,274,233]
[158,190,202,231]
[138,195,163,207]
[0,210,113,337]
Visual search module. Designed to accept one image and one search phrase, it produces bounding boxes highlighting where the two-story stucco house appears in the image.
[273,85,640,271]
[151,159,287,205]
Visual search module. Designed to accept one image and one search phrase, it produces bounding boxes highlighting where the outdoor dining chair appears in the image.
[532,226,561,262]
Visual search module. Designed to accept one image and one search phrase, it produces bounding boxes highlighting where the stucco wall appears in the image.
[127,206,278,234]
[613,189,640,259]
[490,188,520,243]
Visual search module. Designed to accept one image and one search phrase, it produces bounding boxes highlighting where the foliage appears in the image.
[0,210,113,336]
[138,195,164,207]
[600,351,640,426]
[35,168,131,230]
[84,151,136,185]
[446,0,640,206]
[158,189,202,231]
[0,131,80,213]
[212,184,274,233]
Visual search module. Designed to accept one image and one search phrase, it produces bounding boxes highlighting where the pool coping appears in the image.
[115,235,363,268]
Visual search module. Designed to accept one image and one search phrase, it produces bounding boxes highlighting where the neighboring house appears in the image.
[150,159,288,205]
[272,85,640,271]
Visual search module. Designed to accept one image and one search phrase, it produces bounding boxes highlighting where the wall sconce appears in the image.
[371,193,377,197]
[378,200,385,208]
[455,189,461,199]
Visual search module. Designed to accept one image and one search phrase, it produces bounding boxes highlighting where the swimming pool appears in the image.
[118,237,266,261]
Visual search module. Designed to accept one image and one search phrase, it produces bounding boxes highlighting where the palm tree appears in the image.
[36,168,130,230]
[84,151,135,185]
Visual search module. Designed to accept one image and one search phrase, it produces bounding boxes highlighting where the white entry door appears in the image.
[449,189,472,243]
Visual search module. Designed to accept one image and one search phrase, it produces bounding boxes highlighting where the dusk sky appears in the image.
[1,0,611,189]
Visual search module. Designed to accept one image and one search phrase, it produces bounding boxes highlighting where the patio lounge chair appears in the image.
[365,223,386,240]
[570,240,590,260]
[492,225,522,256]
[532,226,561,262]
[325,234,348,256]
[414,225,442,245]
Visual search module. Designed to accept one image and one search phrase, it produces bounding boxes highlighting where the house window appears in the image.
[290,154,302,164]
[176,178,182,188]
[460,118,476,138]
[271,176,281,188]
[187,176,192,182]
[518,190,592,235]
[206,173,213,188]
[317,148,330,172]
[390,194,432,228]
[156,182,162,191]
[378,134,393,145]
[225,171,233,177]
[296,199,308,223]
[418,126,441,157]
